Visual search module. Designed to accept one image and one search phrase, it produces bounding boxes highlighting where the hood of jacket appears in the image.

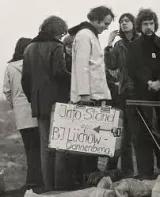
[10,60,23,73]
[68,21,98,37]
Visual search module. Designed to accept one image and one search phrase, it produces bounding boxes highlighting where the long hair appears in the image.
[9,37,31,62]
[87,6,114,23]
[136,8,159,33]
[39,15,68,37]
[119,13,136,39]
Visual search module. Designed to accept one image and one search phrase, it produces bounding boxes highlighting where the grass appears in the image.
[0,98,26,195]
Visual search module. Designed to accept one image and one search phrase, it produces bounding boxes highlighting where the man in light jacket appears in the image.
[69,6,114,105]
[68,6,114,185]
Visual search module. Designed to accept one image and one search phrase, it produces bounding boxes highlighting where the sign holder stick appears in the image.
[126,99,160,151]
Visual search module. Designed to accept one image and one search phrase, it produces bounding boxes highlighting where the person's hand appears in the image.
[101,100,106,107]
[149,80,160,91]
[78,95,93,106]
[107,30,119,47]
[147,80,153,91]
[80,95,91,102]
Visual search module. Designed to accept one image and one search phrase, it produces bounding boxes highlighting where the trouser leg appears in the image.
[54,151,84,190]
[38,118,55,191]
[133,106,154,178]
[20,128,43,187]
[153,107,160,169]
[121,107,135,176]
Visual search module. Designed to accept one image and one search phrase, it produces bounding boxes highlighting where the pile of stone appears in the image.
[24,175,160,197]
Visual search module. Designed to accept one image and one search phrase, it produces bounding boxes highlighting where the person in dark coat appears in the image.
[21,16,70,191]
[105,13,138,108]
[104,13,139,177]
[127,9,160,179]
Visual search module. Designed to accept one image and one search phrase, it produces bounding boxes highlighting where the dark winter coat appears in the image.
[21,39,70,119]
[104,38,138,97]
[127,34,160,100]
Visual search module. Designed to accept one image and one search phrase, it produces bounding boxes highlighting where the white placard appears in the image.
[49,103,122,157]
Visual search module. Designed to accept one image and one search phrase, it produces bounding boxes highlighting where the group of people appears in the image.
[3,5,160,194]
[105,9,160,180]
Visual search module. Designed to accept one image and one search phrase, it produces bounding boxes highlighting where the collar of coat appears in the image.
[68,21,98,37]
[114,36,139,53]
[140,33,160,49]
[31,31,63,44]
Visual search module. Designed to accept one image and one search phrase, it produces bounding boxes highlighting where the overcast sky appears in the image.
[0,0,160,96]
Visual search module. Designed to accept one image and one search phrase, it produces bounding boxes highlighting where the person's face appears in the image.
[120,16,133,32]
[141,19,155,36]
[94,14,113,34]
[65,45,72,56]
[55,32,67,40]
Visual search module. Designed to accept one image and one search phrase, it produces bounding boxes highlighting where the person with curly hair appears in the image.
[69,6,114,105]
[127,8,160,179]
[68,6,114,186]
[21,16,70,191]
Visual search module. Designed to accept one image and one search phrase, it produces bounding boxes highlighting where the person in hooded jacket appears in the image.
[69,6,114,105]
[68,6,114,185]
[3,37,43,193]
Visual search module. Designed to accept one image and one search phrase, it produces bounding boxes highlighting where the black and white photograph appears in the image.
[0,0,160,196]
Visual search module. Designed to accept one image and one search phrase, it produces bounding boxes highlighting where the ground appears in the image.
[0,99,159,197]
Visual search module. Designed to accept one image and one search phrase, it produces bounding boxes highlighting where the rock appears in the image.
[24,189,39,197]
[97,176,112,189]
[89,188,115,197]
[114,178,153,197]
[152,175,160,197]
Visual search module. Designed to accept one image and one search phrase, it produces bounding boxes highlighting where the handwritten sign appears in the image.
[49,103,123,157]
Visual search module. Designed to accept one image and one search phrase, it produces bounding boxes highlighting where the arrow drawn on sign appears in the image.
[93,126,122,137]
[93,126,111,133]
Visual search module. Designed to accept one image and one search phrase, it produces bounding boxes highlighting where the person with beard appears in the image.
[104,13,139,178]
[69,6,114,105]
[127,9,160,179]
[69,6,114,186]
